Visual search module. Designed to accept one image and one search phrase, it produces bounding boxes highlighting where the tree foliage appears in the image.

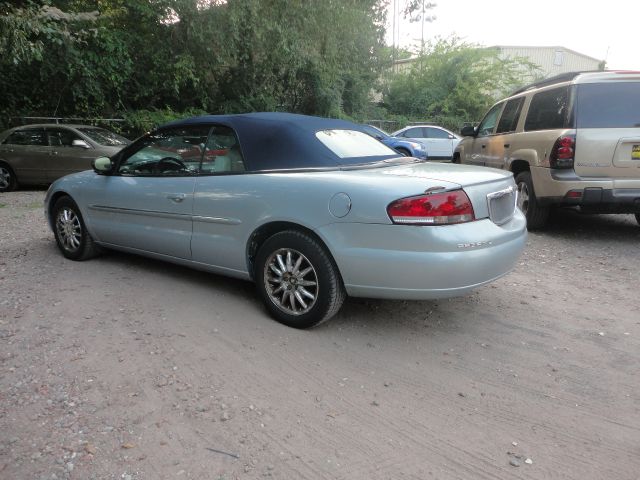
[0,0,389,131]
[384,37,540,126]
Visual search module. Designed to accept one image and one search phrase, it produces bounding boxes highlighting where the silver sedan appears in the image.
[44,113,527,328]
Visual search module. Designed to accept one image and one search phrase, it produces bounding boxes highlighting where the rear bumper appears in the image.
[316,212,527,300]
[531,167,640,212]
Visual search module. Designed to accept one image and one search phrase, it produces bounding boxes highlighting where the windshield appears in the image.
[316,129,397,159]
[77,127,130,146]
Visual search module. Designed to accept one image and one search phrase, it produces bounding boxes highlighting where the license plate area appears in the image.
[487,186,516,225]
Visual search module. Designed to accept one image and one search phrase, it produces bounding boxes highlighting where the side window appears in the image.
[118,126,210,176]
[496,97,525,134]
[400,127,424,138]
[524,86,572,131]
[425,127,451,139]
[477,103,504,137]
[200,126,245,174]
[3,129,47,146]
[48,128,82,147]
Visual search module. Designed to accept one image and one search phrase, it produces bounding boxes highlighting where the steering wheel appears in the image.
[155,157,187,174]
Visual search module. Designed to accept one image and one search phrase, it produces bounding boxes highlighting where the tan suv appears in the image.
[454,71,640,228]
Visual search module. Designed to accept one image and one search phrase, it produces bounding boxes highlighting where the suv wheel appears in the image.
[515,171,549,230]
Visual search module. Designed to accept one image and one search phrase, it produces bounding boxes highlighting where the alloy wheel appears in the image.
[0,167,10,189]
[263,248,319,316]
[56,208,82,253]
[517,181,530,214]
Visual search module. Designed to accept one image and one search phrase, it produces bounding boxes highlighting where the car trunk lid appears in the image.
[376,162,517,221]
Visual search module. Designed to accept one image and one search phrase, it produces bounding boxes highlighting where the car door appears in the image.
[467,102,504,167]
[0,128,49,184]
[86,126,210,259]
[423,126,455,159]
[191,125,252,275]
[485,97,525,170]
[46,127,96,181]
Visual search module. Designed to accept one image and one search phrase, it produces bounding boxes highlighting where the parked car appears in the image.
[360,124,427,159]
[0,124,130,192]
[45,113,526,328]
[392,125,462,160]
[455,71,640,229]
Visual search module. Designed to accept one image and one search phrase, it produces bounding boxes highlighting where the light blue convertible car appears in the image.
[45,113,526,328]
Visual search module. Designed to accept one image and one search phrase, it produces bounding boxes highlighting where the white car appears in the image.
[392,125,461,160]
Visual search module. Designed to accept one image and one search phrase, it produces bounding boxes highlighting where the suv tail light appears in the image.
[387,190,475,225]
[550,134,576,169]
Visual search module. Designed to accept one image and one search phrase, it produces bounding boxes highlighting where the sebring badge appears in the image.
[457,241,493,249]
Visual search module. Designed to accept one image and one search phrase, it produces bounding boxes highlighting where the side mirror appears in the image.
[460,126,477,137]
[72,139,91,149]
[92,156,113,174]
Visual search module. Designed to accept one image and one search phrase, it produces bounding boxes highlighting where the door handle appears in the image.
[504,144,510,148]
[481,144,486,149]
[167,193,186,203]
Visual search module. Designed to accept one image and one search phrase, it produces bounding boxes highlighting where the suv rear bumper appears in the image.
[531,166,640,212]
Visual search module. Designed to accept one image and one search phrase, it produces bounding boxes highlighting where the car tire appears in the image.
[635,213,640,226]
[52,196,101,261]
[255,230,346,329]
[0,163,17,192]
[515,171,549,230]
[395,148,411,157]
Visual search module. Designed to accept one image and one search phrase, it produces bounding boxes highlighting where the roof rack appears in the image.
[510,71,598,96]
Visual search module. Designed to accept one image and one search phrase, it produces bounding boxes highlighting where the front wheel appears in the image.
[515,171,549,230]
[52,196,101,260]
[255,231,346,329]
[0,164,17,192]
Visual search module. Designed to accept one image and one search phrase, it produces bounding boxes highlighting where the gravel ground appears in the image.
[1,189,639,480]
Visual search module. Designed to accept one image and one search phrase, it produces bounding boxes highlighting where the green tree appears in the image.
[384,37,540,126]
[1,0,390,131]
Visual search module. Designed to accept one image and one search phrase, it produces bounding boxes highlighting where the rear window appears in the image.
[576,82,640,128]
[524,86,574,131]
[316,130,397,158]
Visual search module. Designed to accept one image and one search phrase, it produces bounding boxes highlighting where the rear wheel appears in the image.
[515,171,549,230]
[0,163,17,192]
[255,230,345,329]
[52,196,101,260]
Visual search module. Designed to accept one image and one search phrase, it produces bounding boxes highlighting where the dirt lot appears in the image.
[1,190,639,480]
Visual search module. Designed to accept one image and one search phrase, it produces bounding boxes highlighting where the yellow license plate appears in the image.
[633,145,640,160]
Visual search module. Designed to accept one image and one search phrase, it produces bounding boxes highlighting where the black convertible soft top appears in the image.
[162,112,398,171]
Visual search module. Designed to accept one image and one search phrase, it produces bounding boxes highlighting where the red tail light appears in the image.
[550,134,576,169]
[387,190,475,225]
